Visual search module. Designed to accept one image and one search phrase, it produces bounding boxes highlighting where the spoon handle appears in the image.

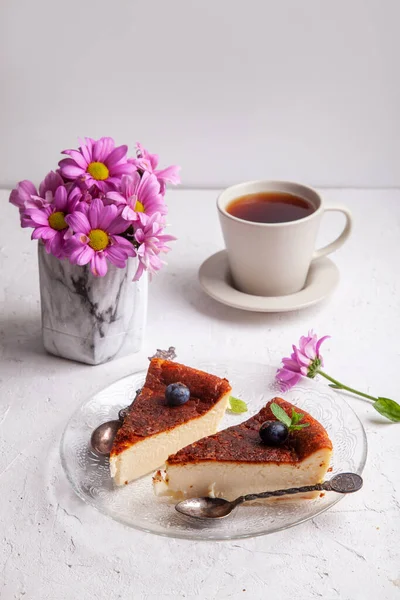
[232,482,327,506]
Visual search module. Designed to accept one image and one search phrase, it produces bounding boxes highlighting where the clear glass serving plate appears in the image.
[60,361,367,541]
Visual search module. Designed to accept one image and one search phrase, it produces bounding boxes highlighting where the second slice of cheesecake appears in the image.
[154,398,333,501]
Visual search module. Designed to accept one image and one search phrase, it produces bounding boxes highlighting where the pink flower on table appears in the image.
[58,137,136,193]
[133,212,176,281]
[276,330,330,391]
[130,143,181,195]
[64,198,135,277]
[105,172,166,221]
[24,185,81,258]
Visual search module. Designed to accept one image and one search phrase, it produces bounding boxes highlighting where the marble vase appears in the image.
[38,243,148,365]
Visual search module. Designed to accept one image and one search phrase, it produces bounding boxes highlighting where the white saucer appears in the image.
[198,250,339,312]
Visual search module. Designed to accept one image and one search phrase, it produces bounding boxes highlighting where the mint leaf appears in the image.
[290,423,310,431]
[228,396,248,414]
[291,409,304,426]
[270,402,292,427]
[373,398,400,422]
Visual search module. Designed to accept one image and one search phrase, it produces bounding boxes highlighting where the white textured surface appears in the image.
[1,0,400,188]
[1,188,399,599]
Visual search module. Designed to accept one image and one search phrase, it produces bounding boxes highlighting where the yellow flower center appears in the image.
[87,161,110,181]
[135,200,145,212]
[48,211,68,231]
[88,229,109,251]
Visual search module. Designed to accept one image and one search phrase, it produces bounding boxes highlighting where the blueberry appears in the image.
[165,382,190,406]
[259,420,289,446]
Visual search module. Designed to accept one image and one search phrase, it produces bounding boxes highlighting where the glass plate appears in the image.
[60,362,367,541]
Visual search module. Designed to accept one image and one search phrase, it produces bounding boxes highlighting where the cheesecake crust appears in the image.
[111,359,232,457]
[167,398,332,465]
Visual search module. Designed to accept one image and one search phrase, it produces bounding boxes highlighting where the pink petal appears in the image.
[9,180,37,208]
[105,191,126,205]
[93,137,114,162]
[133,260,145,281]
[282,358,301,372]
[48,232,64,257]
[111,235,136,255]
[39,171,64,196]
[31,226,50,240]
[76,245,94,266]
[121,173,138,198]
[293,347,311,368]
[27,209,51,226]
[61,149,88,169]
[92,252,108,277]
[77,138,94,163]
[121,206,137,222]
[276,369,302,391]
[88,198,104,229]
[316,335,330,357]
[107,216,129,235]
[106,145,128,168]
[106,246,128,268]
[58,159,86,178]
[54,186,68,211]
[97,204,118,230]
[109,163,136,176]
[65,211,91,234]
[303,338,317,360]
[68,244,88,264]
[155,165,181,185]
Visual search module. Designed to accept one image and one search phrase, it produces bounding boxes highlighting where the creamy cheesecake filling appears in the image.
[110,393,230,485]
[154,448,332,501]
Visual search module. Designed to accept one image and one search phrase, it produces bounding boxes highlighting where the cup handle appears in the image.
[312,205,352,260]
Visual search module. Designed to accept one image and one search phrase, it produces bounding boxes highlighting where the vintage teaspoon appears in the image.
[90,407,131,455]
[175,473,363,520]
[90,346,177,455]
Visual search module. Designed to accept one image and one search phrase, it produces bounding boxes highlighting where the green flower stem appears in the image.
[317,370,377,402]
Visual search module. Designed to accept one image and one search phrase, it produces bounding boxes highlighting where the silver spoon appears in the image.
[175,472,363,520]
[90,404,139,455]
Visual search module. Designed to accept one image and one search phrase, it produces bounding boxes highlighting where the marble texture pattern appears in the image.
[38,243,147,365]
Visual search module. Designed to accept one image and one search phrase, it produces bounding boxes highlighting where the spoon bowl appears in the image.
[175,497,233,519]
[90,420,121,455]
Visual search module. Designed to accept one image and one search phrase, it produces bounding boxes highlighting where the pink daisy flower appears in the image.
[58,137,136,193]
[105,172,166,222]
[9,171,65,227]
[24,185,81,258]
[130,143,180,195]
[276,330,330,390]
[133,212,176,281]
[64,198,135,277]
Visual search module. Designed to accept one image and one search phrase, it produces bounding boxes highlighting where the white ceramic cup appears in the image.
[217,180,352,297]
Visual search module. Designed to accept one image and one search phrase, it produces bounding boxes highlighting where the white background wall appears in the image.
[1,0,399,189]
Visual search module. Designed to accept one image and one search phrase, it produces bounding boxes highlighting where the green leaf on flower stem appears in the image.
[373,398,400,422]
[228,396,248,414]
[329,384,341,389]
[271,403,292,427]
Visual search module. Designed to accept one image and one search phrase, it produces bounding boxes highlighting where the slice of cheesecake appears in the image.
[110,358,231,485]
[154,398,332,501]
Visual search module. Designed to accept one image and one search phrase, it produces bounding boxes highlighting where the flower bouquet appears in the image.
[10,137,180,365]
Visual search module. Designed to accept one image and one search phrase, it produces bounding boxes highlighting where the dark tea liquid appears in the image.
[226,192,315,223]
